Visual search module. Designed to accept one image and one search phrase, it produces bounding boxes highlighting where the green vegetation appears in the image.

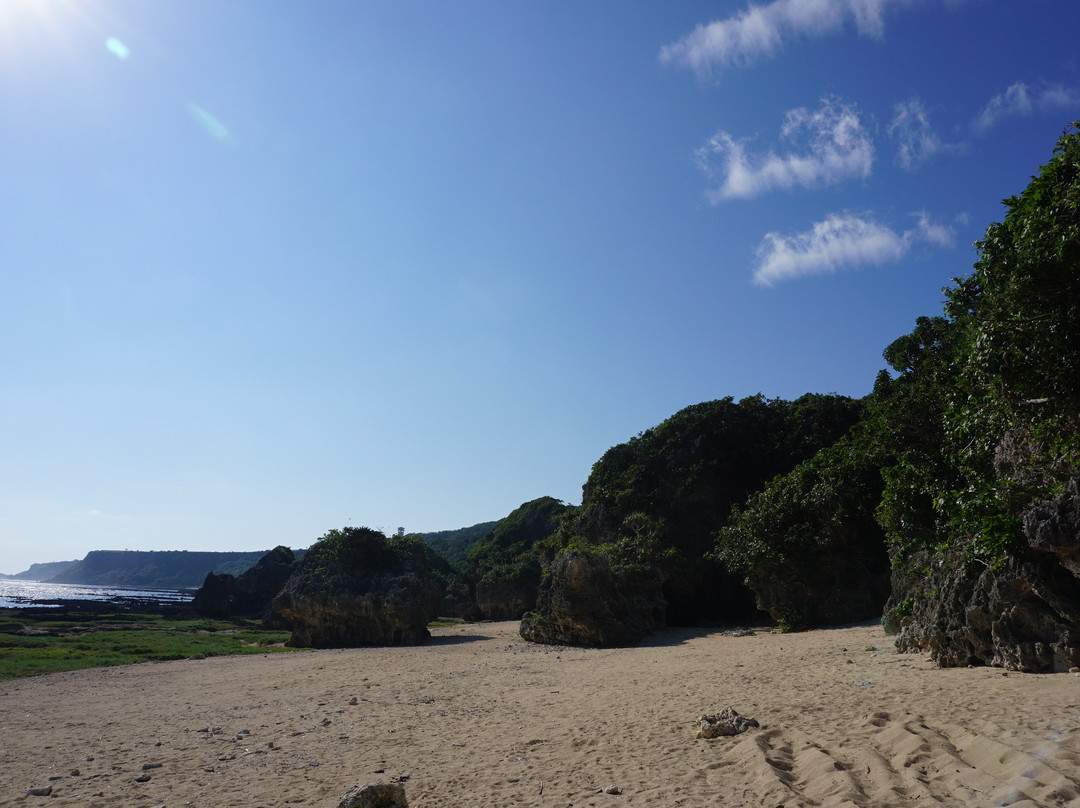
[427,497,572,618]
[702,124,1080,634]
[422,521,497,567]
[467,497,571,590]
[876,123,1080,583]
[300,526,432,580]
[713,435,883,574]
[0,610,295,680]
[541,393,866,623]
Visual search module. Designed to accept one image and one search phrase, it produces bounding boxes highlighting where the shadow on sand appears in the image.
[425,632,493,646]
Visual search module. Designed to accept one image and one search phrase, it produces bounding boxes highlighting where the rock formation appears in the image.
[272,528,442,648]
[888,477,1080,672]
[192,546,298,621]
[696,707,759,738]
[474,580,534,621]
[464,496,569,621]
[336,783,408,808]
[519,551,666,647]
[744,548,890,631]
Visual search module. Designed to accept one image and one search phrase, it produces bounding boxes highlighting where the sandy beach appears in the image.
[2,620,1079,807]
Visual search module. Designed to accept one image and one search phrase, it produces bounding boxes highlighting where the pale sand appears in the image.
[2,621,1080,808]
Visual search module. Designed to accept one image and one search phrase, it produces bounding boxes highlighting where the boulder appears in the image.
[274,571,441,648]
[272,528,442,648]
[336,783,408,808]
[519,551,666,647]
[696,707,759,738]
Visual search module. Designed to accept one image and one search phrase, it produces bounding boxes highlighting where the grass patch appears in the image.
[427,616,466,629]
[0,609,296,680]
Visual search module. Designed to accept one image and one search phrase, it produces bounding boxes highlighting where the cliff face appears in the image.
[875,125,1080,668]
[518,394,865,647]
[0,560,79,581]
[888,477,1080,672]
[49,550,270,589]
[571,395,865,625]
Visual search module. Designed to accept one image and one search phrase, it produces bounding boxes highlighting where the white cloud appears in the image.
[973,82,1080,133]
[753,211,954,286]
[696,97,873,201]
[659,0,894,77]
[887,96,963,170]
[910,211,955,249]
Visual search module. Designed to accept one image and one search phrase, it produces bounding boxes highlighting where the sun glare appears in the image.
[0,0,112,75]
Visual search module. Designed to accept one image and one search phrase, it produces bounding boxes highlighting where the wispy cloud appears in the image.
[753,211,954,286]
[696,97,873,201]
[973,82,1080,133]
[659,0,893,78]
[887,96,964,170]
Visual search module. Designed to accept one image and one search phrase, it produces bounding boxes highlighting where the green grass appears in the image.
[0,610,474,680]
[0,610,295,680]
[427,616,466,629]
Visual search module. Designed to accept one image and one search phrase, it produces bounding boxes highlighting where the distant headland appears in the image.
[1,550,273,590]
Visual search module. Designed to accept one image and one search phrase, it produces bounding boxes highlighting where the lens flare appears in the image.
[105,36,128,59]
[188,103,232,143]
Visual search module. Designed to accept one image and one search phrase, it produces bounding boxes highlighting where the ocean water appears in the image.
[0,578,194,608]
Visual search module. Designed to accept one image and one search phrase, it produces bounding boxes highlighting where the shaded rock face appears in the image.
[474,580,533,621]
[191,546,297,621]
[190,571,235,617]
[519,552,666,647]
[1024,476,1080,578]
[747,536,890,630]
[464,496,568,621]
[571,396,864,627]
[273,570,442,648]
[890,478,1080,672]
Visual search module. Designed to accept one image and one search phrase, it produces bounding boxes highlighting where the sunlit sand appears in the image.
[3,621,1078,806]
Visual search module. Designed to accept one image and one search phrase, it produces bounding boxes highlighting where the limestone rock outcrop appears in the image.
[474,580,534,621]
[519,551,666,647]
[336,783,408,808]
[272,528,442,648]
[696,707,759,738]
[889,477,1080,672]
[192,546,297,621]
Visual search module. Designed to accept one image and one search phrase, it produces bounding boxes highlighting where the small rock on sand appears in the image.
[696,706,760,738]
[336,782,408,808]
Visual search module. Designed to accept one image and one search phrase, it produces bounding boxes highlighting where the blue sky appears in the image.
[2,0,1078,573]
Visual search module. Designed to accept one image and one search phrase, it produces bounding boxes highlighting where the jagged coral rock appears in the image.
[519,551,665,647]
[696,707,759,738]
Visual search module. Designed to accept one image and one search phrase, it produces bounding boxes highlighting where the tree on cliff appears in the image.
[878,122,1080,669]
[530,393,866,637]
[881,123,1080,573]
